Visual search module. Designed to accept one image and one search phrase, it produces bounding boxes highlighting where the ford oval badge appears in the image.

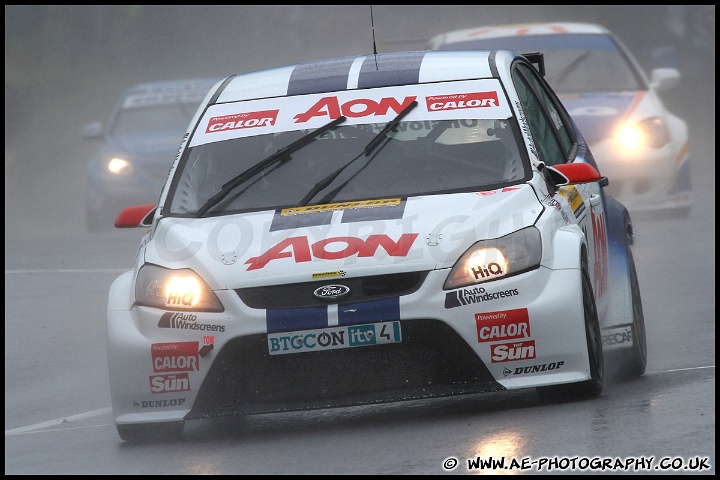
[313,284,351,301]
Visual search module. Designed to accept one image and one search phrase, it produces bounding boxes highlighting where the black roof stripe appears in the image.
[357,52,425,89]
[285,52,429,96]
[287,57,356,95]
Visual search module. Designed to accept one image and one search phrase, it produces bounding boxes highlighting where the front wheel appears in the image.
[537,258,604,402]
[116,421,185,443]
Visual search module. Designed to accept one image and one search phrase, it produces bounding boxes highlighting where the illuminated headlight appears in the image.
[106,157,134,175]
[134,264,224,311]
[615,117,670,152]
[443,227,542,290]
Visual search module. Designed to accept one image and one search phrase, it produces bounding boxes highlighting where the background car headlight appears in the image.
[106,157,134,175]
[443,226,542,290]
[134,264,224,311]
[615,117,670,152]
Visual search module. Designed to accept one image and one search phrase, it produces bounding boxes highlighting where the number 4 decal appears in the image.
[380,323,392,341]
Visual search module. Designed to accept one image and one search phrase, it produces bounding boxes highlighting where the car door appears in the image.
[510,60,609,315]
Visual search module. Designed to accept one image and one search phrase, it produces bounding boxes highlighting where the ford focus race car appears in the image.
[107,49,647,442]
[429,22,692,216]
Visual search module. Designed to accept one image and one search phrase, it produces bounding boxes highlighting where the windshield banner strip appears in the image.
[190,79,511,147]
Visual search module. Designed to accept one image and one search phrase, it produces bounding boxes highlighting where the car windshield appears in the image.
[438,34,644,93]
[167,118,528,216]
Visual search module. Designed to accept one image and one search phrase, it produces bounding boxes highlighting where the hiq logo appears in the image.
[471,262,503,280]
[165,291,195,307]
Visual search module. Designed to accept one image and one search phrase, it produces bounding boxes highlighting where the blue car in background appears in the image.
[82,78,219,232]
[429,22,692,217]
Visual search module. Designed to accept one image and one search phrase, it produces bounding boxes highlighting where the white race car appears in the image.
[429,22,692,216]
[107,49,646,442]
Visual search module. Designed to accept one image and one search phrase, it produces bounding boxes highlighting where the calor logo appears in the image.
[205,110,278,133]
[151,342,199,373]
[475,308,530,343]
[425,92,499,111]
[206,109,279,133]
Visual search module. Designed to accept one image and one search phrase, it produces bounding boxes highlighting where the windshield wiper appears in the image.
[296,100,418,207]
[362,100,418,156]
[195,116,346,217]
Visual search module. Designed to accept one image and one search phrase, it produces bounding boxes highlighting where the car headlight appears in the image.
[106,157,134,175]
[134,264,224,311]
[443,226,542,290]
[615,117,670,152]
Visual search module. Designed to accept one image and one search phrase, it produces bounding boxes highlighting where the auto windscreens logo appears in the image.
[158,312,225,332]
[445,286,519,308]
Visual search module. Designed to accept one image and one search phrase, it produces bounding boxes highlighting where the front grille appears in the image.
[188,319,503,419]
[236,271,428,309]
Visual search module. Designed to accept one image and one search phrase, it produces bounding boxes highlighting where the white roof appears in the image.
[215,50,498,104]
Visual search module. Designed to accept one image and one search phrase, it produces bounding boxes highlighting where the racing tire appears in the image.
[617,247,648,378]
[116,421,185,443]
[537,257,604,402]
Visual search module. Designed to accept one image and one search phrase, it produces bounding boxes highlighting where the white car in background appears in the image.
[429,22,692,217]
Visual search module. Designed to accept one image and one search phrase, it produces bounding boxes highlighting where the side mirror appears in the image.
[547,162,605,186]
[114,204,157,228]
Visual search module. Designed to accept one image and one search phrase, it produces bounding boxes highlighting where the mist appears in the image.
[5,5,714,240]
[4,6,715,472]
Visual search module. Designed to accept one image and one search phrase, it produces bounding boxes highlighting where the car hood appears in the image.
[143,185,542,289]
[558,91,646,144]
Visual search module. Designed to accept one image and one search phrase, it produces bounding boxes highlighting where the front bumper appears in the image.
[108,266,591,425]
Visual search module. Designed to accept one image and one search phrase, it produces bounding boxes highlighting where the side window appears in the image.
[512,63,574,166]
